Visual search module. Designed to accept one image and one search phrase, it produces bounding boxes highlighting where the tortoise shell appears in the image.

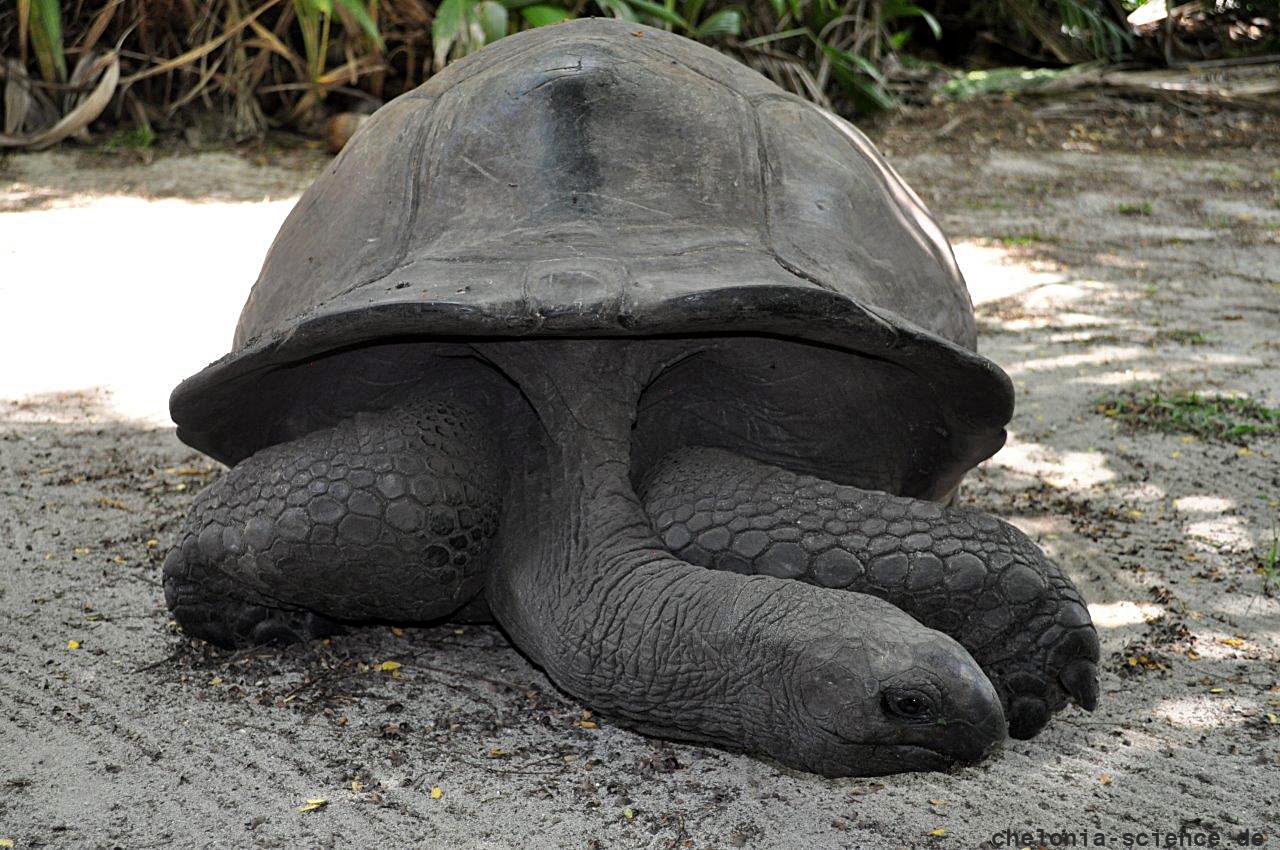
[171,18,1013,500]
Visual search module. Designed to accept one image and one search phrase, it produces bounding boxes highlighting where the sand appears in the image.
[1,138,1276,849]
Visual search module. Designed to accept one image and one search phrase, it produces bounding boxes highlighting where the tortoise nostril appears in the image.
[1059,658,1099,712]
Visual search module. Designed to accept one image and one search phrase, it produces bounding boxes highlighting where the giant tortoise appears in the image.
[163,18,1098,777]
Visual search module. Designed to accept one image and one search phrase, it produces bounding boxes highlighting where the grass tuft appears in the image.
[1259,532,1279,597]
[1117,201,1153,216]
[102,125,156,151]
[1096,389,1280,445]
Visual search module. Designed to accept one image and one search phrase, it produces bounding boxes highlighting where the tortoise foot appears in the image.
[164,561,342,648]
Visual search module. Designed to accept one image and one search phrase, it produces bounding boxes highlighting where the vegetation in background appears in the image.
[1117,200,1154,216]
[940,66,1065,100]
[21,0,66,82]
[1,0,1275,143]
[1258,529,1279,597]
[1097,389,1280,445]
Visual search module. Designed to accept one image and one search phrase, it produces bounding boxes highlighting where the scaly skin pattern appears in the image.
[640,447,1099,739]
[479,341,1007,776]
[163,341,1015,776]
[163,401,500,647]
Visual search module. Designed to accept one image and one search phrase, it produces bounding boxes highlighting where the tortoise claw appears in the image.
[1059,658,1099,712]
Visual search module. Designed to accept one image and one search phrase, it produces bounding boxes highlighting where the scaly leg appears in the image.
[641,446,1099,739]
[163,401,500,647]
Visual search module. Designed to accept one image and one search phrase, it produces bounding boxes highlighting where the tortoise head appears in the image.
[785,595,1007,776]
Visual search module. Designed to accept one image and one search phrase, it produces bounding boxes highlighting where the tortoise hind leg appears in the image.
[163,401,501,648]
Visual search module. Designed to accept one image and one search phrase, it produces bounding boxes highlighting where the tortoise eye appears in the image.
[883,688,934,721]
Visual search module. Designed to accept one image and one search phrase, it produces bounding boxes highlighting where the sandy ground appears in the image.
[1,135,1277,849]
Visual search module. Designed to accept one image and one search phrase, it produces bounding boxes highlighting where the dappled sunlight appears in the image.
[1003,346,1149,377]
[1077,369,1168,386]
[1184,515,1254,550]
[933,145,1280,796]
[1016,280,1114,312]
[1088,600,1166,629]
[1151,695,1241,730]
[1111,480,1166,504]
[991,312,1125,333]
[1169,492,1255,551]
[952,240,1066,305]
[1174,495,1235,514]
[986,436,1117,489]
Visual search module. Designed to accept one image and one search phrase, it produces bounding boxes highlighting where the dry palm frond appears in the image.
[0,50,119,149]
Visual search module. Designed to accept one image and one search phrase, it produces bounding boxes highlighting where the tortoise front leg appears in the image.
[640,447,1099,740]
[163,401,500,647]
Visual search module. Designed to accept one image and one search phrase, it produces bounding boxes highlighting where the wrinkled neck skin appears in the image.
[477,340,1003,775]
[483,340,754,735]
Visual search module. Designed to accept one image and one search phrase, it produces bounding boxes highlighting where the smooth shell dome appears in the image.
[171,19,1014,496]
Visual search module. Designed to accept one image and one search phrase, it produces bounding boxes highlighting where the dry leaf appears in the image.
[1099,774,1113,785]
[377,660,402,672]
[298,797,328,813]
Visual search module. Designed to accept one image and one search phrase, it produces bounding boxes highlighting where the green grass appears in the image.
[101,125,156,151]
[993,231,1055,247]
[940,67,1064,100]
[1096,389,1280,445]
[1259,532,1279,597]
[1151,328,1211,346]
[1118,201,1153,216]
[964,198,1015,211]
